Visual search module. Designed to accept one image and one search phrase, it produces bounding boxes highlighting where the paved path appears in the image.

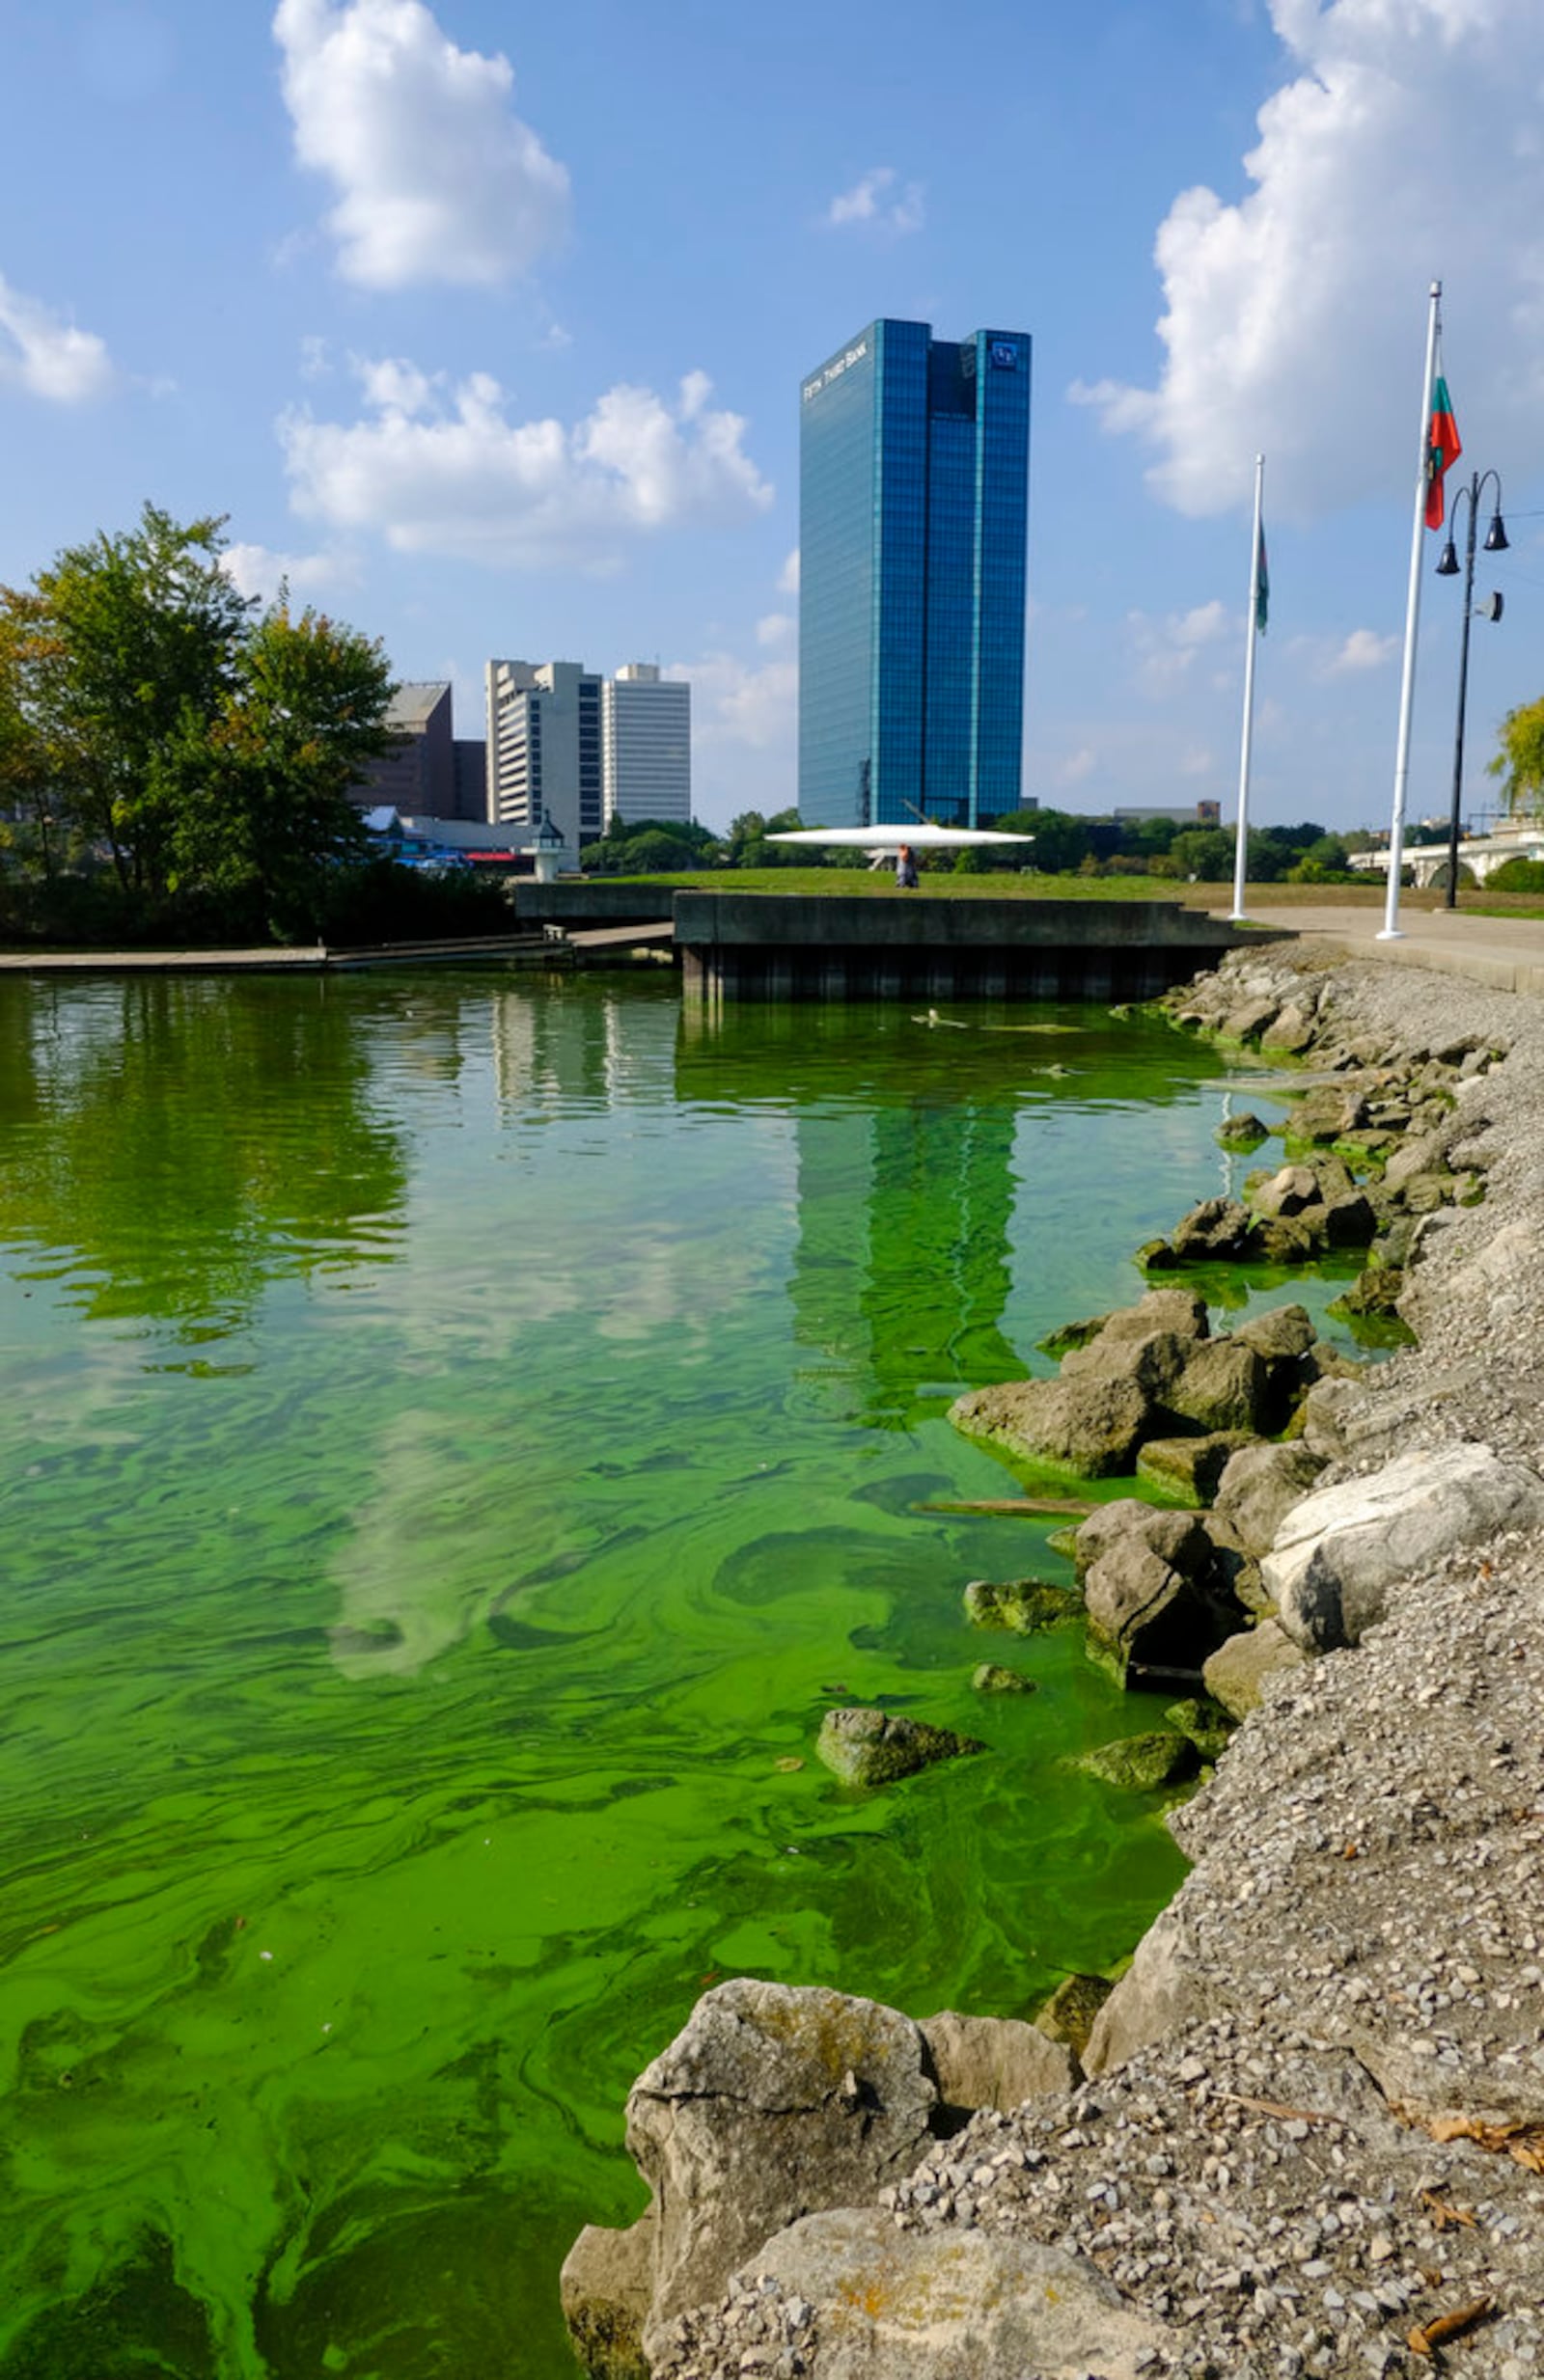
[1208,899,1544,997]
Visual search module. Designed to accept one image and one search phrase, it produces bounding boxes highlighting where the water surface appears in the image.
[0,972,1336,2377]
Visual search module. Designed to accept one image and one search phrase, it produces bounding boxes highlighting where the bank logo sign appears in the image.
[802,339,870,403]
[989,341,1019,369]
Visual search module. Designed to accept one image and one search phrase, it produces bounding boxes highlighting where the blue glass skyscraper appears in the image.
[798,318,1031,828]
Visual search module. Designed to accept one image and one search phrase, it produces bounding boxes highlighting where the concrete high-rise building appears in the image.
[485,659,691,845]
[484,661,604,849]
[601,664,691,826]
[798,318,1031,829]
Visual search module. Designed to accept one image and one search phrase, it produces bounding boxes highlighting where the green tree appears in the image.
[1020,808,1092,872]
[1169,827,1234,881]
[28,504,252,893]
[156,600,394,935]
[1489,696,1544,818]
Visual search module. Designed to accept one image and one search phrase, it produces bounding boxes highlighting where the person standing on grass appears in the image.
[895,843,919,889]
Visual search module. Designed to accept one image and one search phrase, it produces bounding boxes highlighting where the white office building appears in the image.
[602,664,691,827]
[484,658,691,848]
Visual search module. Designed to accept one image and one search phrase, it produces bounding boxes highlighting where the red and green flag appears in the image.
[1425,364,1462,531]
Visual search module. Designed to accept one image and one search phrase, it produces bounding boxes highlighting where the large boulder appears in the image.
[1249,1163,1322,1219]
[1081,1508,1236,1683]
[1168,1195,1254,1260]
[625,1982,939,2333]
[1201,1619,1307,1719]
[1263,1443,1544,1652]
[1167,1337,1270,1434]
[1135,1429,1253,1503]
[671,2207,1172,2380]
[949,1371,1151,1476]
[816,1709,983,1787]
[1230,1301,1316,1365]
[1211,1438,1327,1559]
[919,2010,1077,2114]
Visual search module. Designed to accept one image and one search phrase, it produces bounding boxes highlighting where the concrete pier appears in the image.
[669,891,1272,1003]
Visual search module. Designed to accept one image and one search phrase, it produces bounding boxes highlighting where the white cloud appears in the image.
[1072,0,1544,516]
[778,547,800,596]
[222,540,360,603]
[272,0,569,288]
[1059,747,1097,785]
[678,650,797,752]
[1129,598,1230,691]
[1327,626,1399,673]
[756,612,794,647]
[826,167,924,234]
[0,272,113,402]
[280,358,773,568]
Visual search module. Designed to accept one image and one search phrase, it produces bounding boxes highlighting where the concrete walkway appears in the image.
[1211,899,1544,998]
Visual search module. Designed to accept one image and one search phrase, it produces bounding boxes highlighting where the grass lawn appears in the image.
[584,867,1544,920]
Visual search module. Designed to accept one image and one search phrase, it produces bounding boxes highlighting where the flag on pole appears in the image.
[1254,521,1269,634]
[1425,357,1462,530]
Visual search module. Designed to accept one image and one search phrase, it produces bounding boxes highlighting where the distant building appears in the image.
[485,659,691,846]
[349,682,485,822]
[602,664,691,826]
[1112,803,1222,828]
[799,317,1031,830]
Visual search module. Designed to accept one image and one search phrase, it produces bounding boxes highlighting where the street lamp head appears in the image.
[1435,536,1461,577]
[1483,510,1509,553]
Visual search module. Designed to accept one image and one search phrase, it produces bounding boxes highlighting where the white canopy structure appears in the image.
[765,824,1034,851]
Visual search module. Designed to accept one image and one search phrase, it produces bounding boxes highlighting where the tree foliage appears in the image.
[0,504,396,939]
[1488,696,1544,819]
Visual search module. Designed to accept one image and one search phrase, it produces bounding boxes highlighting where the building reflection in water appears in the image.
[676,1003,1023,1427]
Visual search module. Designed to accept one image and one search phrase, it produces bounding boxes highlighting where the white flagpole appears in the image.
[1231,452,1265,922]
[1380,281,1442,940]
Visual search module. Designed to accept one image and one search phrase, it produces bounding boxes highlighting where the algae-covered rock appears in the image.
[1033,1971,1115,2060]
[971,1662,1036,1694]
[815,1707,984,1787]
[626,1980,938,2338]
[1076,1731,1199,1791]
[964,1576,1079,1633]
[1136,1429,1254,1504]
[561,2215,655,2380]
[1215,1109,1269,1150]
[949,1371,1151,1476]
[1168,1338,1269,1435]
[1163,1694,1232,1763]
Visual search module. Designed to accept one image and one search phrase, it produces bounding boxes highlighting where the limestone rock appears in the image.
[1202,1619,1307,1718]
[561,2213,655,2380]
[1215,1108,1268,1149]
[1250,1163,1322,1220]
[1260,999,1318,1053]
[816,1708,983,1787]
[1135,1429,1253,1503]
[1168,1195,1254,1261]
[1211,1438,1328,1559]
[920,2010,1078,2113]
[1071,1497,1207,1578]
[1230,1302,1316,1364]
[1168,1337,1269,1435]
[1077,1730,1199,1792]
[626,1981,938,2332]
[692,2206,1172,2380]
[1265,1443,1544,1653]
[1083,1901,1215,2077]
[949,1371,1150,1476]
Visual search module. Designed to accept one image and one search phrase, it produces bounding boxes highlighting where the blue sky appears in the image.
[5,0,1544,834]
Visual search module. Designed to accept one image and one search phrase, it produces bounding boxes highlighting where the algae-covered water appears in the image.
[0,971,1337,2378]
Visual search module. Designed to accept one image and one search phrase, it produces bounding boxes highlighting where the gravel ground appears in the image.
[651,948,1544,2380]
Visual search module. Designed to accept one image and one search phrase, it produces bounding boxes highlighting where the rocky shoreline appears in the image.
[564,943,1544,2380]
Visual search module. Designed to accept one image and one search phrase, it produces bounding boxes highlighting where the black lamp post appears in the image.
[1435,470,1507,910]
